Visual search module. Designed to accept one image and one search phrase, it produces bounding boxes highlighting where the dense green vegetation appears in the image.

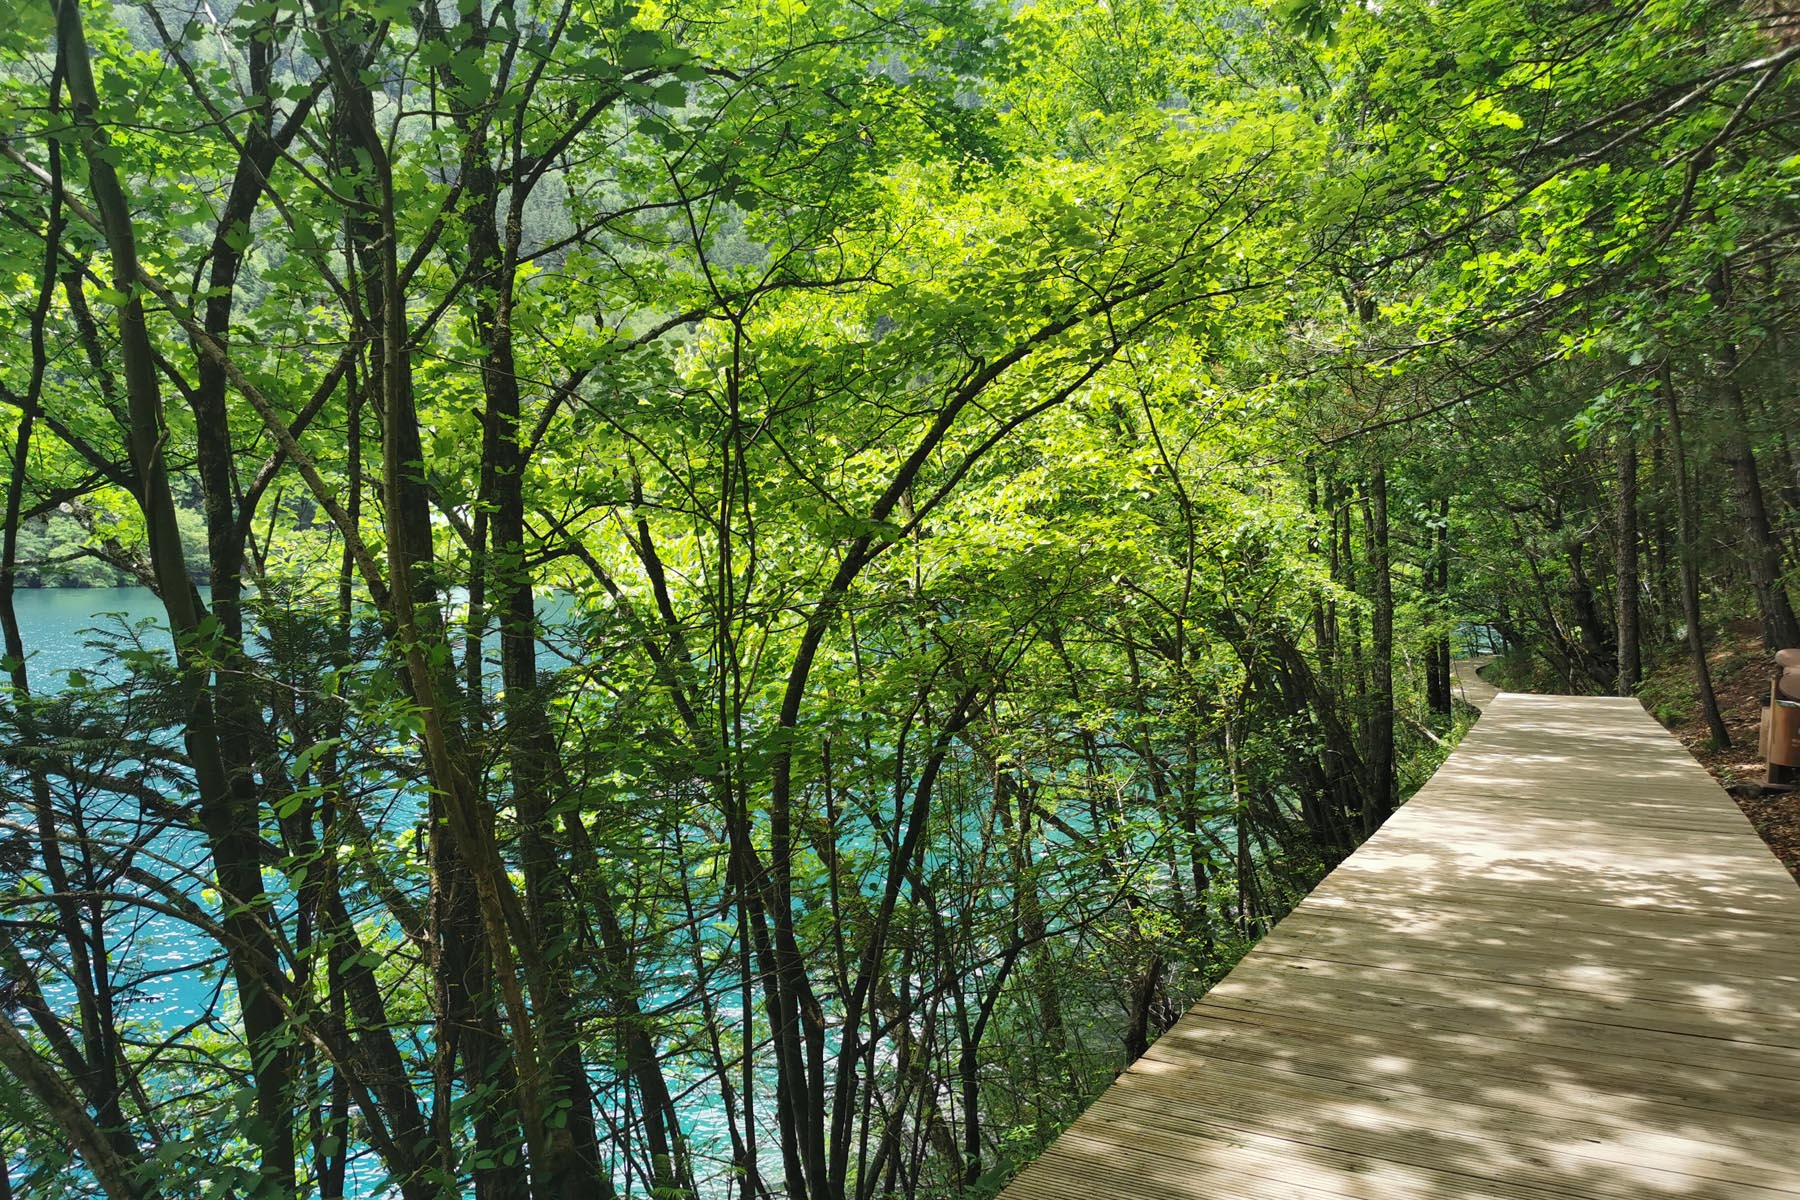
[0,0,1796,1195]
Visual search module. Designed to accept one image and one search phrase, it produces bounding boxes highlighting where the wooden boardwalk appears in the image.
[1002,686,1800,1200]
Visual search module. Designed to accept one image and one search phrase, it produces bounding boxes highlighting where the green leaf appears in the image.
[618,28,665,70]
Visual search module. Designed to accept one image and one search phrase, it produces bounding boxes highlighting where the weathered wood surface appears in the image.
[1000,687,1800,1200]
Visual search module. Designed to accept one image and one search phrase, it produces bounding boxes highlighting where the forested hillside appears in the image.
[0,0,1796,1195]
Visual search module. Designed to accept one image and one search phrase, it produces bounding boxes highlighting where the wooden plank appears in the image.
[1282,889,1800,968]
[998,691,1800,1200]
[1218,948,1800,1049]
[1263,907,1800,1011]
[1163,1001,1800,1123]
[1325,842,1800,923]
[1093,1086,1800,1200]
[1385,796,1755,839]
[1117,1046,1795,1190]
[1305,876,1799,951]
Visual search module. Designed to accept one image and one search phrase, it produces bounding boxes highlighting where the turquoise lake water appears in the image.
[9,586,175,684]
[8,588,226,1025]
[7,590,395,1193]
[8,587,749,1196]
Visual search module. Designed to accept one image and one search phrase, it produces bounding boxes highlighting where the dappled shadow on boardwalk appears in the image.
[1001,693,1800,1200]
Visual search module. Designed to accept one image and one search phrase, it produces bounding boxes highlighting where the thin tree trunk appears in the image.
[1122,953,1167,1061]
[1616,428,1642,695]
[1309,465,1337,687]
[1440,496,1454,712]
[1648,427,1675,643]
[998,771,1067,1071]
[1660,365,1732,747]
[1428,495,1453,716]
[1566,533,1615,687]
[1361,465,1395,829]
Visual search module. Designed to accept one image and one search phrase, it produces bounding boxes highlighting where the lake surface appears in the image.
[11,588,402,1195]
[7,586,741,1197]
[9,589,217,1030]
[9,586,178,686]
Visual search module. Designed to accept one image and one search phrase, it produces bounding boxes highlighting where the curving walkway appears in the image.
[1452,655,1498,710]
[1000,688,1800,1200]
